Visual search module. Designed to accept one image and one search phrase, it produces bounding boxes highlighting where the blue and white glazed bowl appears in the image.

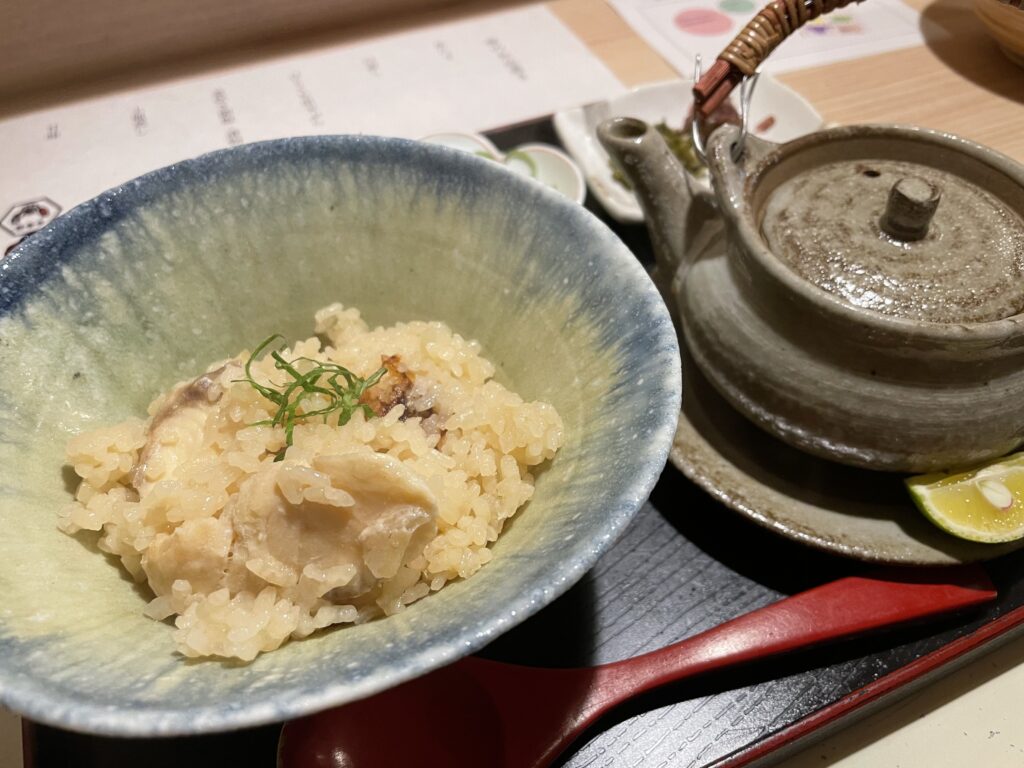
[0,136,680,735]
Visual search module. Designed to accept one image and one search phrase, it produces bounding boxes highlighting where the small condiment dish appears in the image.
[421,131,586,204]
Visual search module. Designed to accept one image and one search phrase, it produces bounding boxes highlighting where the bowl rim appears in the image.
[0,133,682,735]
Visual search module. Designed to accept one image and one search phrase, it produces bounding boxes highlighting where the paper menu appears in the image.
[0,6,624,254]
[605,0,925,78]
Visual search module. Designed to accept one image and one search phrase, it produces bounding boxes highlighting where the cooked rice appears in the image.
[60,305,563,661]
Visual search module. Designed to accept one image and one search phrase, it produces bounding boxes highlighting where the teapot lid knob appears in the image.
[880,177,942,242]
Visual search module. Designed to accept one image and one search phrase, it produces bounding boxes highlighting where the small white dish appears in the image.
[421,132,586,205]
[553,77,823,223]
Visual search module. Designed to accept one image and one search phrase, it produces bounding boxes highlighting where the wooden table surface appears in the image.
[550,0,1024,162]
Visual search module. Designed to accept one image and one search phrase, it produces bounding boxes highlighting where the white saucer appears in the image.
[553,77,823,223]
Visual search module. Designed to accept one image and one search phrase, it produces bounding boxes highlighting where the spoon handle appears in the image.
[276,568,998,768]
[589,566,995,714]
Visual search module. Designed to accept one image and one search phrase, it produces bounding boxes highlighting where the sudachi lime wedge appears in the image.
[907,452,1024,543]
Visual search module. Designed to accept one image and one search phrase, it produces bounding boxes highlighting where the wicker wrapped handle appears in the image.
[693,0,863,117]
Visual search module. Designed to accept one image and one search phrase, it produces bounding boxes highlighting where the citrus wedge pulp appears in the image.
[907,452,1024,543]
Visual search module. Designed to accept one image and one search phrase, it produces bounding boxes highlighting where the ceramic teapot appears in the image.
[597,7,1024,474]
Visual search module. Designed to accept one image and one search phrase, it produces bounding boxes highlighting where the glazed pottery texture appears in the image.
[0,137,681,735]
[600,117,1024,473]
[700,125,1024,472]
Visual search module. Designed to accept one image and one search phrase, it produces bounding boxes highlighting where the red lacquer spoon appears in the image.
[279,567,996,768]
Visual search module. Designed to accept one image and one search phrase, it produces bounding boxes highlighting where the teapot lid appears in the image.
[756,135,1024,325]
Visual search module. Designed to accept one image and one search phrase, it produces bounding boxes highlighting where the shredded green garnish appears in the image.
[237,334,387,461]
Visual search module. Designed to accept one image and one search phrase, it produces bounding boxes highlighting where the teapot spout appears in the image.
[597,117,715,303]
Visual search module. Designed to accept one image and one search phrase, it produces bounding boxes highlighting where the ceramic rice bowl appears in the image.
[0,136,680,735]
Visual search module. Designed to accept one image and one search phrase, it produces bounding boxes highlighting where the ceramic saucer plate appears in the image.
[553,77,823,223]
[672,347,1024,566]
